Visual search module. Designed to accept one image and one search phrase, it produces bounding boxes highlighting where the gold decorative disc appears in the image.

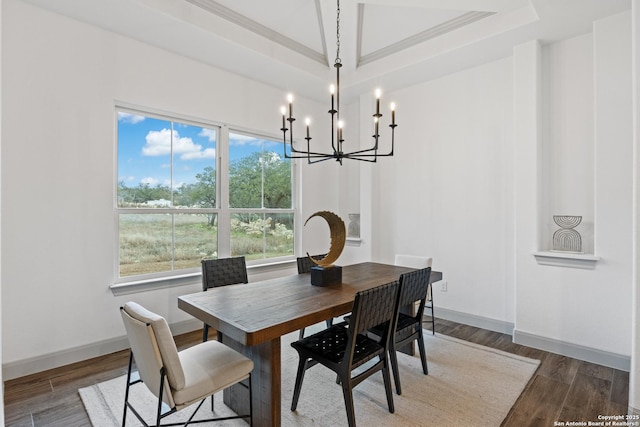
[304,211,346,268]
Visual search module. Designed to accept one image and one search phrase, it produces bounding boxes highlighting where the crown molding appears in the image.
[186,0,328,66]
[357,10,495,67]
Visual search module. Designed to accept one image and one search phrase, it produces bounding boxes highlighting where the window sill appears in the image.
[533,251,600,269]
[346,237,362,246]
[110,259,297,296]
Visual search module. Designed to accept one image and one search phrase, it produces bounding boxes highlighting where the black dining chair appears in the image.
[290,280,400,427]
[201,256,248,342]
[394,255,435,334]
[296,254,334,339]
[368,267,432,395]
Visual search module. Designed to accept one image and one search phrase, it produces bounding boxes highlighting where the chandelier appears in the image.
[279,0,397,164]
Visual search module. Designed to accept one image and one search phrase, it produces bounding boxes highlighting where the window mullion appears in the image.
[217,125,231,257]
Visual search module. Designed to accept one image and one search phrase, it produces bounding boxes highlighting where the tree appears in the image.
[228,151,291,228]
[118,181,171,206]
[229,151,291,205]
[176,166,217,226]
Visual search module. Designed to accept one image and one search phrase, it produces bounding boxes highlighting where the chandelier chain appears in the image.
[335,0,341,64]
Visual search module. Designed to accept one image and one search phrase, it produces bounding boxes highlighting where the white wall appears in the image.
[361,12,633,367]
[513,12,632,362]
[1,0,337,378]
[0,0,4,421]
[541,34,595,253]
[630,0,640,414]
[370,57,516,326]
[0,0,635,385]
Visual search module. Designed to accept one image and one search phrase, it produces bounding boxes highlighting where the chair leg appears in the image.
[429,288,435,334]
[248,373,254,427]
[388,342,402,395]
[299,327,305,340]
[156,369,167,427]
[340,377,357,427]
[211,393,215,412]
[381,357,395,414]
[291,357,309,411]
[203,323,209,342]
[326,318,333,328]
[417,333,429,375]
[430,303,435,334]
[122,351,134,427]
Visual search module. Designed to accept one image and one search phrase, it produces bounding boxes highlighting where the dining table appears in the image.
[178,261,443,427]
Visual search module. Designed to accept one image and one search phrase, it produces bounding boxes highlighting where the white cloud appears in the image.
[199,128,217,142]
[142,128,215,160]
[141,177,159,186]
[181,148,216,160]
[230,134,261,146]
[117,112,145,124]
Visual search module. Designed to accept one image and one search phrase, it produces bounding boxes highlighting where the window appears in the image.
[228,132,293,261]
[116,108,294,281]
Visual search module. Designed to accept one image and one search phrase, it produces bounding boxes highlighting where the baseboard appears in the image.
[2,319,202,381]
[434,307,515,335]
[513,329,630,372]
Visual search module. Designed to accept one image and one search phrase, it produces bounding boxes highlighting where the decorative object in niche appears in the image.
[347,213,360,238]
[552,215,582,253]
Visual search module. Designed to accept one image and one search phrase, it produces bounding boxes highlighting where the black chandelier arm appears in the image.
[283,123,395,161]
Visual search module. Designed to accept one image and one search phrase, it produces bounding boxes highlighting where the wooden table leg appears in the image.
[222,336,282,427]
[397,303,416,356]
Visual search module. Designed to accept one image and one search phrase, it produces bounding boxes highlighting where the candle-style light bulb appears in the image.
[280,106,286,129]
[390,102,396,125]
[375,88,382,99]
[305,117,311,138]
[338,120,344,141]
[330,84,335,112]
[375,88,381,114]
[287,93,293,118]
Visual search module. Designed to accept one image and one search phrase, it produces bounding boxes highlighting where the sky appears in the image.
[117,111,283,189]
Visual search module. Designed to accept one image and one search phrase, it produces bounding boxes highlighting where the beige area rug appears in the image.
[79,331,539,426]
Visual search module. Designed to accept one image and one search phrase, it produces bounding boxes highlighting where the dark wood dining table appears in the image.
[178,261,442,427]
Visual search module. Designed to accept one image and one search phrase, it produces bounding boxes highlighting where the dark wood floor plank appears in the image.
[559,373,614,422]
[502,375,569,427]
[611,369,630,407]
[537,352,581,385]
[578,360,614,382]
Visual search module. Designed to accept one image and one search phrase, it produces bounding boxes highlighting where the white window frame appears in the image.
[112,105,298,293]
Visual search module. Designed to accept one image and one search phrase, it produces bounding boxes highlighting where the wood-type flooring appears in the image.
[3,318,630,426]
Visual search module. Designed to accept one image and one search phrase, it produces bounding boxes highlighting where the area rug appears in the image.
[79,331,539,426]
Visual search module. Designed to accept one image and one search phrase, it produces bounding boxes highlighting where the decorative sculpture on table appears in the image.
[552,215,582,253]
[304,211,346,286]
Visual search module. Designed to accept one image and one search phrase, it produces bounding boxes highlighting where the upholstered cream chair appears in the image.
[394,254,435,334]
[120,302,253,426]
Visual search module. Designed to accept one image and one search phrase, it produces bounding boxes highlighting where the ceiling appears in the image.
[20,0,631,103]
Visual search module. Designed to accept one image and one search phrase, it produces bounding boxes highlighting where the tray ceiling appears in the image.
[19,0,631,102]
